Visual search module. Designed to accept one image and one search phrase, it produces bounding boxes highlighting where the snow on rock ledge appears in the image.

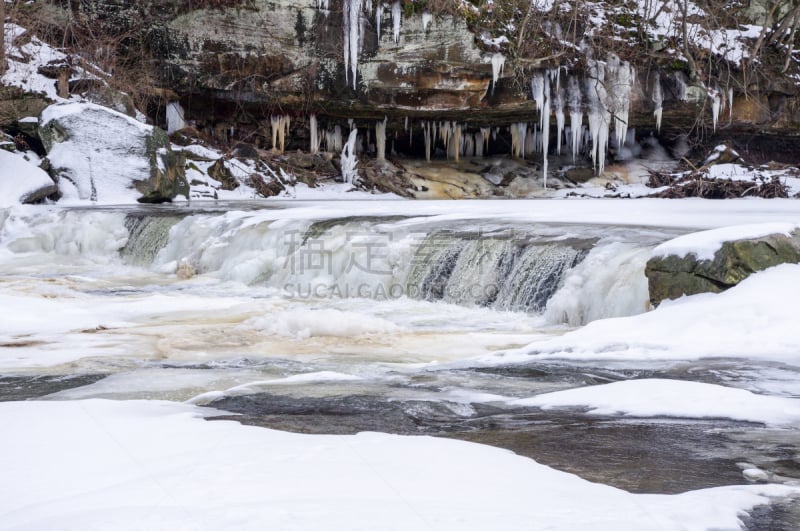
[646,224,800,306]
[0,150,58,206]
[40,103,189,204]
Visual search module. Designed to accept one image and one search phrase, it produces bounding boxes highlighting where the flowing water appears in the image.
[1,201,798,526]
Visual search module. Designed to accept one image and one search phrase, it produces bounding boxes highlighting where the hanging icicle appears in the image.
[423,121,432,161]
[491,53,505,95]
[376,3,384,43]
[710,88,721,132]
[567,76,583,162]
[728,87,734,121]
[422,10,432,32]
[652,73,663,133]
[343,0,364,90]
[391,1,401,44]
[554,88,565,156]
[541,75,551,188]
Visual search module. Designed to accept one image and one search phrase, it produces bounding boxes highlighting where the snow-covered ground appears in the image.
[485,264,800,365]
[0,399,797,531]
[512,378,800,425]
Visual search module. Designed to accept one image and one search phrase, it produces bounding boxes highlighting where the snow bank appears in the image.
[653,223,800,261]
[492,264,800,364]
[513,379,800,425]
[0,399,796,531]
[0,150,56,206]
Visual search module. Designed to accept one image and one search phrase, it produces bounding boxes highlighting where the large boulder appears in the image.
[39,103,189,203]
[645,225,800,306]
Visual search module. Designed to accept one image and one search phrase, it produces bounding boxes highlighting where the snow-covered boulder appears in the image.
[0,150,58,206]
[39,103,189,203]
[646,223,800,306]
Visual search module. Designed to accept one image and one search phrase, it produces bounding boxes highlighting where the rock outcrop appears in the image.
[646,231,800,306]
[40,103,189,203]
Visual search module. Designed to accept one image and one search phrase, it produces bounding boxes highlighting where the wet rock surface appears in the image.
[0,374,106,401]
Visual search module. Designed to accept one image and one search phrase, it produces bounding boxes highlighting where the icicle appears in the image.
[404,116,408,131]
[348,118,355,130]
[524,125,535,157]
[376,3,383,43]
[474,133,483,158]
[391,1,401,44]
[652,73,663,133]
[440,122,452,157]
[309,114,320,154]
[568,76,582,162]
[554,88,565,156]
[674,72,687,102]
[728,87,734,121]
[422,10,432,32]
[491,53,505,94]
[423,121,432,161]
[451,123,462,161]
[531,72,545,115]
[492,127,498,141]
[375,117,387,160]
[541,75,551,187]
[461,129,474,158]
[710,89,721,132]
[317,0,330,9]
[341,128,359,184]
[480,127,491,154]
[409,121,413,147]
[343,0,364,89]
[166,102,186,135]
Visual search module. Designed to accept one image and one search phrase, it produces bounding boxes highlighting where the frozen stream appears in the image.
[2,199,800,529]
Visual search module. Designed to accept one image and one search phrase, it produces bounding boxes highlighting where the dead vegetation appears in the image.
[646,169,793,199]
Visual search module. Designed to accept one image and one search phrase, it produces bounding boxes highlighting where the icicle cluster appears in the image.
[567,76,583,163]
[325,125,343,152]
[270,115,291,153]
[341,129,360,183]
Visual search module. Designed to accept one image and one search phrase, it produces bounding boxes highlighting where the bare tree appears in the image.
[1,0,5,76]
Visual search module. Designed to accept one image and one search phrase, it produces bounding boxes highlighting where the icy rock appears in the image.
[40,103,189,204]
[645,229,800,306]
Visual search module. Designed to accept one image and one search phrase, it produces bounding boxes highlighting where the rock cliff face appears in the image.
[59,0,800,163]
